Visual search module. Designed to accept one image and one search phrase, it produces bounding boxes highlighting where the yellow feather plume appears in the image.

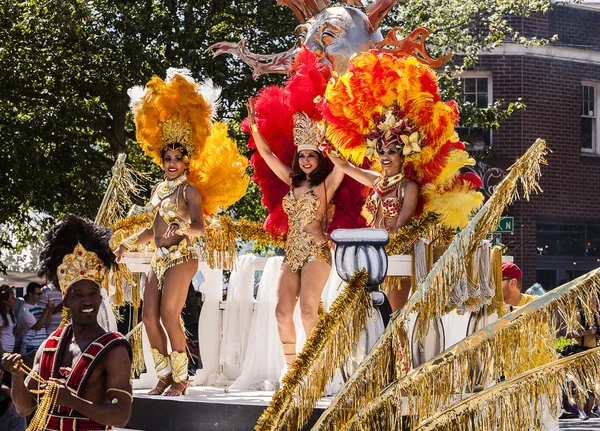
[188,122,249,216]
[422,182,484,228]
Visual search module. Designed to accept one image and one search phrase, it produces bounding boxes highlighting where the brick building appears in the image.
[461,3,600,289]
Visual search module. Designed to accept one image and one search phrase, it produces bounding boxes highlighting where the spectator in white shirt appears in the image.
[38,283,63,335]
[17,283,52,367]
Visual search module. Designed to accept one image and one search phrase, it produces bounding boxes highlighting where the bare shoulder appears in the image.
[402,177,419,191]
[104,342,132,366]
[184,183,202,200]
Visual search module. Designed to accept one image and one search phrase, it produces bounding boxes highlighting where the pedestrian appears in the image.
[0,286,17,358]
[17,282,53,367]
[38,282,63,335]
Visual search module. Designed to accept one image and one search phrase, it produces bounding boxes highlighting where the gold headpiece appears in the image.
[57,243,107,294]
[293,112,325,153]
[161,118,194,159]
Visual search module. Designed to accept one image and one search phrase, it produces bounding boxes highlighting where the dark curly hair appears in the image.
[290,150,330,188]
[38,214,116,288]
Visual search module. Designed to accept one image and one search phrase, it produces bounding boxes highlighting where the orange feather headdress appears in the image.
[129,69,249,216]
[320,52,484,228]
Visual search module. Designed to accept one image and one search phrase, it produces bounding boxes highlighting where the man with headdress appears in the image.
[2,214,133,431]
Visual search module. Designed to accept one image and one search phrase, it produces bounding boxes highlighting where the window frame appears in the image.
[581,81,599,155]
[457,72,493,148]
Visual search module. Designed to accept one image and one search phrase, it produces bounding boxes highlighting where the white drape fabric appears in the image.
[220,254,257,380]
[230,256,285,390]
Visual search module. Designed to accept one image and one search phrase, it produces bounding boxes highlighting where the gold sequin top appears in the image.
[282,188,324,238]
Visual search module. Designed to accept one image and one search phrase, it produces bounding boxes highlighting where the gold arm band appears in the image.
[120,232,141,251]
[251,124,259,133]
[107,387,133,403]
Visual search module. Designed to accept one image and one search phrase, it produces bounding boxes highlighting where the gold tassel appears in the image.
[125,321,146,378]
[488,246,507,316]
[417,347,600,431]
[254,270,370,431]
[381,276,408,294]
[341,269,600,430]
[95,153,150,228]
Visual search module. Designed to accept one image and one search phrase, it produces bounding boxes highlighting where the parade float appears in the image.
[91,1,600,430]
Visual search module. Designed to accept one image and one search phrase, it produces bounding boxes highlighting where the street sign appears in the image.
[486,233,502,247]
[496,217,514,233]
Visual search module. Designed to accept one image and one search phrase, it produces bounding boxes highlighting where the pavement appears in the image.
[116,418,600,430]
[559,417,600,429]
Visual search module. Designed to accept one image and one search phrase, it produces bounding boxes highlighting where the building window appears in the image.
[457,74,492,150]
[582,83,598,153]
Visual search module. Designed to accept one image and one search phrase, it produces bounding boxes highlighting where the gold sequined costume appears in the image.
[282,188,331,272]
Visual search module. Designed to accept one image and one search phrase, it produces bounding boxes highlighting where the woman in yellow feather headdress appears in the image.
[321,52,484,311]
[114,69,248,396]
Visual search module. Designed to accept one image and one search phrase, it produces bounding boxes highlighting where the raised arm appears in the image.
[247,99,293,186]
[329,152,381,188]
[53,344,133,428]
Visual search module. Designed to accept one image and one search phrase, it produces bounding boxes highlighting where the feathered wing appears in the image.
[187,122,250,216]
[321,52,483,229]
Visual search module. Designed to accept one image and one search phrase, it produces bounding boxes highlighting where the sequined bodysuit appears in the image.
[282,188,332,272]
[362,174,405,231]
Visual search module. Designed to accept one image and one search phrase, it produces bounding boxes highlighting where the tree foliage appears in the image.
[0,0,578,266]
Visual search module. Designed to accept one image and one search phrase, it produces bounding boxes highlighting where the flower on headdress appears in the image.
[400,131,422,156]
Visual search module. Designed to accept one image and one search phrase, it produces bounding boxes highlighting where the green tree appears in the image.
[0,0,579,267]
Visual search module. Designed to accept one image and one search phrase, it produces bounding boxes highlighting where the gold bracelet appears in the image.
[120,232,141,251]
[107,387,133,403]
[251,124,259,133]
[176,220,190,233]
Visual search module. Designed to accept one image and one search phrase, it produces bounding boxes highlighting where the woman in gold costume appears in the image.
[248,99,344,369]
[329,125,419,311]
[115,70,248,396]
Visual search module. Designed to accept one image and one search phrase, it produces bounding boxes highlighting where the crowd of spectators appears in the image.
[0,282,62,430]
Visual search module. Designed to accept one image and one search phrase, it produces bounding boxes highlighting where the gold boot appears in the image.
[164,351,190,397]
[148,348,173,395]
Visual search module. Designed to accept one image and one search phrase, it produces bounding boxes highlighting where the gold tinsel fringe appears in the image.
[416,347,600,431]
[404,139,548,326]
[487,246,507,316]
[254,270,370,430]
[343,269,600,430]
[204,215,286,269]
[125,321,146,378]
[313,139,549,430]
[95,153,150,228]
[311,328,401,430]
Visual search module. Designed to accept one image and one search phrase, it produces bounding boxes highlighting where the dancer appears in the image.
[247,98,344,368]
[327,121,419,311]
[2,214,132,430]
[115,70,248,396]
[320,52,483,311]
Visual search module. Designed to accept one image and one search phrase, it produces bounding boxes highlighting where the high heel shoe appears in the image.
[164,351,190,396]
[148,375,173,396]
[148,348,173,395]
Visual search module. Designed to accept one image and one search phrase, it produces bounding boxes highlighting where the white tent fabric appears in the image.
[230,256,285,390]
[220,254,257,380]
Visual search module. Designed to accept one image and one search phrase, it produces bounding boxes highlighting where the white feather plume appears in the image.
[197,78,222,119]
[127,85,148,113]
